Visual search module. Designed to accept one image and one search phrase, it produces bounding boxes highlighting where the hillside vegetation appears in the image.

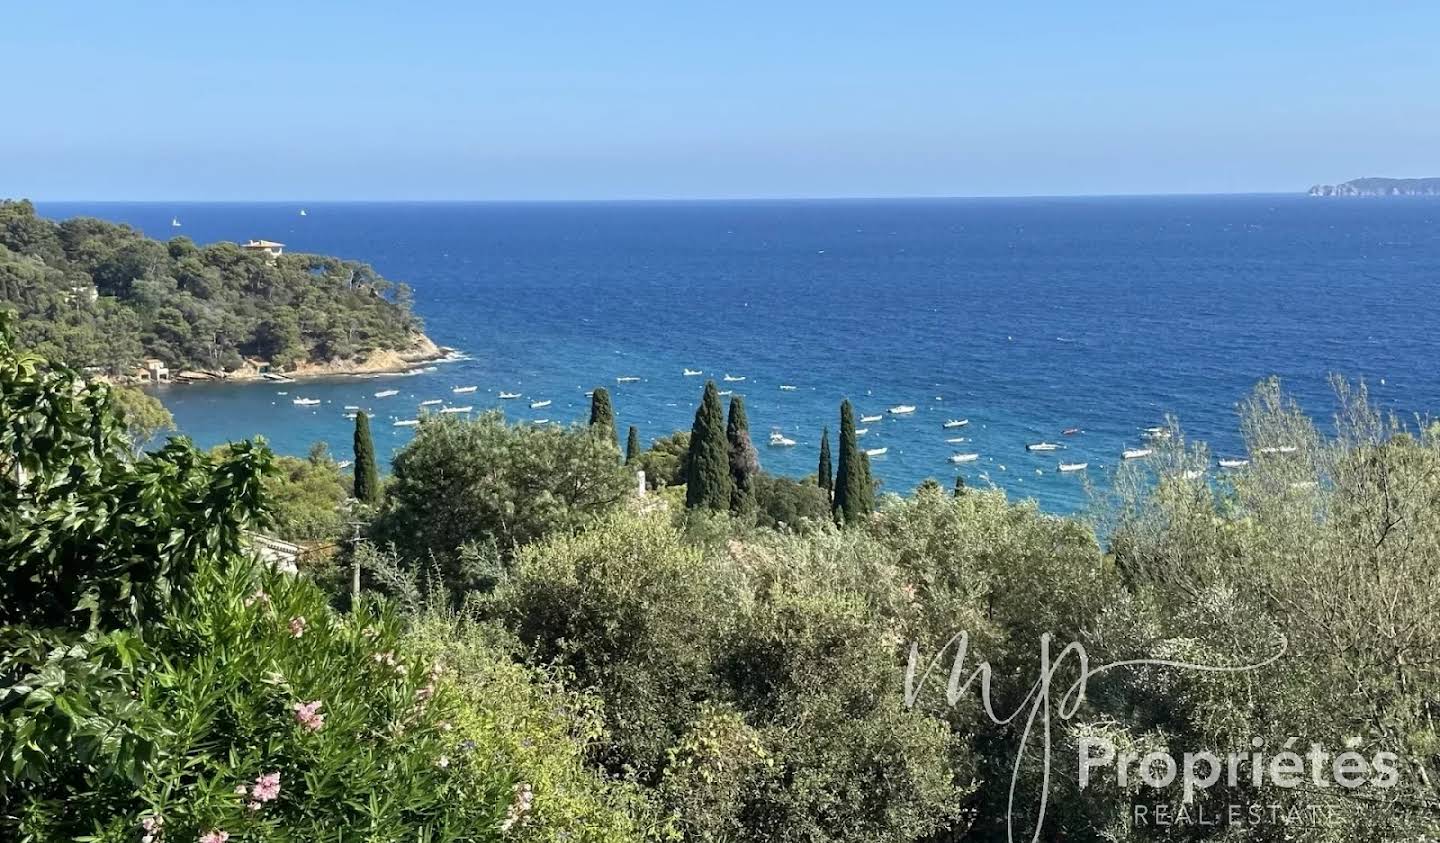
[0,199,423,376]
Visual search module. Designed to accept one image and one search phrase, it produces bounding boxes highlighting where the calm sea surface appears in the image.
[36,197,1440,514]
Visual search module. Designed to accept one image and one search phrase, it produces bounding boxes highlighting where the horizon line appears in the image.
[24,190,1319,205]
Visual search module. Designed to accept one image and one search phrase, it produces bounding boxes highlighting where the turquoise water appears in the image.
[37,197,1440,514]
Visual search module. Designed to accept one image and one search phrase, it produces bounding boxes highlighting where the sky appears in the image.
[4,1,1438,200]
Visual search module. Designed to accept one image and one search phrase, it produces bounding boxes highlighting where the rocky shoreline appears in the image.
[170,332,456,384]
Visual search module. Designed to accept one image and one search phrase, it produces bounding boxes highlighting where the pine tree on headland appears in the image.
[685,380,733,510]
[589,387,617,447]
[625,425,641,464]
[726,395,760,512]
[353,411,381,505]
[817,427,833,497]
[833,399,870,524]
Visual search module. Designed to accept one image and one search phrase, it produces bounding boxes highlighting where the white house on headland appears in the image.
[241,239,285,258]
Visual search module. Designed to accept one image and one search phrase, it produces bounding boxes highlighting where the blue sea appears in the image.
[36,197,1440,514]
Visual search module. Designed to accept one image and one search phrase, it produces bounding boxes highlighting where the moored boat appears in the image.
[1063,427,1082,436]
[393,419,419,427]
[942,419,969,429]
[530,399,552,409]
[1026,442,1061,452]
[723,374,746,382]
[768,431,798,447]
[440,405,473,413]
[865,447,889,457]
[498,392,521,399]
[1122,448,1153,460]
[1058,462,1088,472]
[419,399,443,406]
[949,452,980,463]
[452,385,478,394]
[860,414,883,423]
[292,397,321,406]
[616,376,641,383]
[1218,458,1249,468]
[683,368,703,376]
[888,405,916,415]
[374,389,399,398]
[779,384,798,391]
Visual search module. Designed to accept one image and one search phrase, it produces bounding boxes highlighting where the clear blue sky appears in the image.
[5,1,1437,200]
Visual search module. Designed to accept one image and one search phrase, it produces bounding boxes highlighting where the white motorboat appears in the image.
[419,399,443,406]
[945,437,968,444]
[1257,445,1298,455]
[343,405,360,411]
[717,390,733,396]
[299,208,307,216]
[616,376,641,383]
[1026,442,1061,452]
[942,419,969,429]
[1123,448,1153,460]
[865,447,889,457]
[855,428,869,435]
[779,384,798,391]
[393,419,419,427]
[452,386,478,394]
[1058,462,1088,472]
[768,431,797,447]
[683,368,703,376]
[499,392,521,399]
[374,389,399,398]
[949,453,980,464]
[440,405,473,414]
[530,400,552,409]
[171,216,181,228]
[292,397,321,406]
[1218,458,1249,469]
[888,405,916,415]
[860,414,883,423]
[723,374,746,382]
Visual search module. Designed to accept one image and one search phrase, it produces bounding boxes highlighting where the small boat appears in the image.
[888,405,916,415]
[779,384,798,391]
[419,399,443,406]
[860,414,883,423]
[683,368,703,376]
[1122,448,1153,460]
[343,405,360,411]
[949,453,980,464]
[945,437,968,444]
[336,459,352,469]
[452,386,478,394]
[374,389,399,398]
[440,405,473,414]
[1063,427,1083,436]
[616,376,641,383]
[855,428,869,436]
[276,391,288,396]
[718,390,733,396]
[292,397,321,406]
[1257,445,1298,455]
[1026,442,1061,452]
[299,208,307,216]
[530,400,552,409]
[1218,458,1249,469]
[394,419,419,427]
[942,419,969,429]
[498,392,521,399]
[171,216,181,227]
[1058,462,1088,472]
[865,447,889,457]
[533,418,550,425]
[723,374,746,382]
[768,431,797,447]
[1144,428,1172,441]
[343,413,357,420]
[1141,426,1165,435]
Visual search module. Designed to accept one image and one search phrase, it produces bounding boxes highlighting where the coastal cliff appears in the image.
[1308,177,1440,197]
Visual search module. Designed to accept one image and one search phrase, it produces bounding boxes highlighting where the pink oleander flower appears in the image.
[141,813,164,842]
[288,615,307,638]
[251,771,281,803]
[244,588,270,608]
[293,700,325,731]
[198,831,230,843]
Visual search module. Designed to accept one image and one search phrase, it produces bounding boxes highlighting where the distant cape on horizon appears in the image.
[1308,177,1440,197]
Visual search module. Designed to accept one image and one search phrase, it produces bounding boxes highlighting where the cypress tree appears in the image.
[726,395,760,512]
[858,451,876,514]
[833,399,869,524]
[589,387,617,447]
[625,425,641,464]
[953,474,966,497]
[352,411,381,505]
[685,380,733,510]
[817,427,833,496]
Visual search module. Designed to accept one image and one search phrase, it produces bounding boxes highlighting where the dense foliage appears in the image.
[0,199,420,374]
